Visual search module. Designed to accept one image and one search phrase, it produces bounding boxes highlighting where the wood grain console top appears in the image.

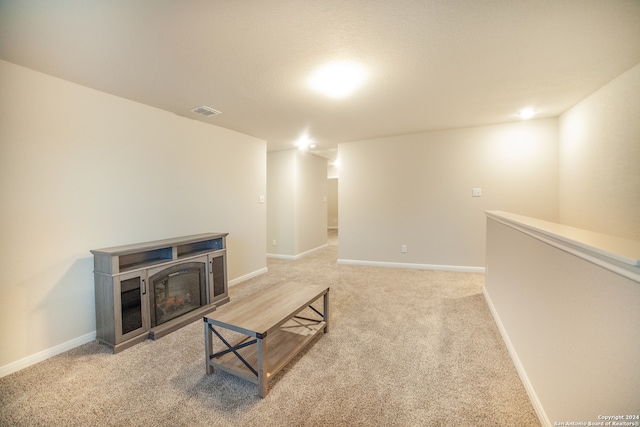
[91,233,228,255]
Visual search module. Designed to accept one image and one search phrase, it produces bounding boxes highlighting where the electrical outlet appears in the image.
[472,188,482,197]
[401,245,407,253]
[272,239,276,246]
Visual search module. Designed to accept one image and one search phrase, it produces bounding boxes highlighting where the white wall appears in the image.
[485,216,640,426]
[295,151,328,254]
[559,63,640,240]
[0,60,267,372]
[338,119,559,269]
[327,178,338,228]
[267,150,296,255]
[267,150,328,258]
[327,164,339,179]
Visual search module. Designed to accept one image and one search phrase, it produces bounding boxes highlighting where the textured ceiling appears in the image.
[1,0,640,158]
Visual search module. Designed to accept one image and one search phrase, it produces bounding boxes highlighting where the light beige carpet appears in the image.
[0,230,540,426]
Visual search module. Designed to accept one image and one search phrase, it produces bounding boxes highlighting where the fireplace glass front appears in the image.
[149,262,207,327]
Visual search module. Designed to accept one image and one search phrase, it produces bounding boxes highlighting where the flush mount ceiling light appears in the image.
[308,61,367,99]
[518,108,536,120]
[296,135,316,151]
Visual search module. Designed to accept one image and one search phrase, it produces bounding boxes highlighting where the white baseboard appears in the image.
[267,244,329,261]
[228,267,268,287]
[336,259,485,273]
[266,253,297,260]
[0,331,97,379]
[482,287,550,427]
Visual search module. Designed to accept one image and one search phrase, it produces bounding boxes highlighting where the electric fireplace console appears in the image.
[91,233,229,353]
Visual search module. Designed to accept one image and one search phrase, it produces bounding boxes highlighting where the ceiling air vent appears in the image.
[191,106,222,117]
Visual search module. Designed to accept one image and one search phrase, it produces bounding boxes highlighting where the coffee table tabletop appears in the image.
[204,281,329,337]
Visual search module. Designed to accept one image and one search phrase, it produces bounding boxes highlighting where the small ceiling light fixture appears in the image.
[308,61,367,99]
[518,108,536,120]
[296,135,316,151]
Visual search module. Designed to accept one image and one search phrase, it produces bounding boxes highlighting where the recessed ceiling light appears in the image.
[308,61,367,99]
[518,108,536,120]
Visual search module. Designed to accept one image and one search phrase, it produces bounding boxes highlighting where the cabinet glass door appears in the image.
[116,271,148,342]
[210,253,227,303]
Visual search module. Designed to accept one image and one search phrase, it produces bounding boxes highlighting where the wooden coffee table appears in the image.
[204,282,329,397]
